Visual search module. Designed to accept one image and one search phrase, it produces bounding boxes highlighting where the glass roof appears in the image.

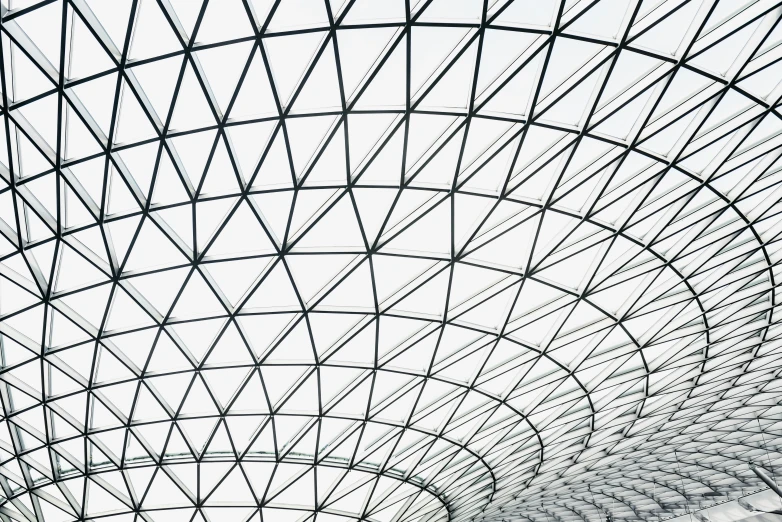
[0,0,780,521]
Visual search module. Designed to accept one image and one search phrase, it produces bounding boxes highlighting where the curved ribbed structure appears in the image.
[0,1,780,522]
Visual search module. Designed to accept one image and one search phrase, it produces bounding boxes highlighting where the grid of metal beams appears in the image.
[0,1,781,521]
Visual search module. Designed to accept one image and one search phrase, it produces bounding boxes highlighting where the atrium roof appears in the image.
[0,1,781,522]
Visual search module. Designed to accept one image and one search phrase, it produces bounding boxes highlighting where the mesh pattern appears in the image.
[0,1,781,522]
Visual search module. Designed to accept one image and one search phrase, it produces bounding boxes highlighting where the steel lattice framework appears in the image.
[0,1,781,522]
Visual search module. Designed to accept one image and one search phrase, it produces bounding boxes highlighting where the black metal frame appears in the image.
[0,0,780,521]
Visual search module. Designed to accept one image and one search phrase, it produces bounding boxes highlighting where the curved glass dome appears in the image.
[0,1,781,522]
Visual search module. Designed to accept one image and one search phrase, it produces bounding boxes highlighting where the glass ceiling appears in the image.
[0,0,780,521]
